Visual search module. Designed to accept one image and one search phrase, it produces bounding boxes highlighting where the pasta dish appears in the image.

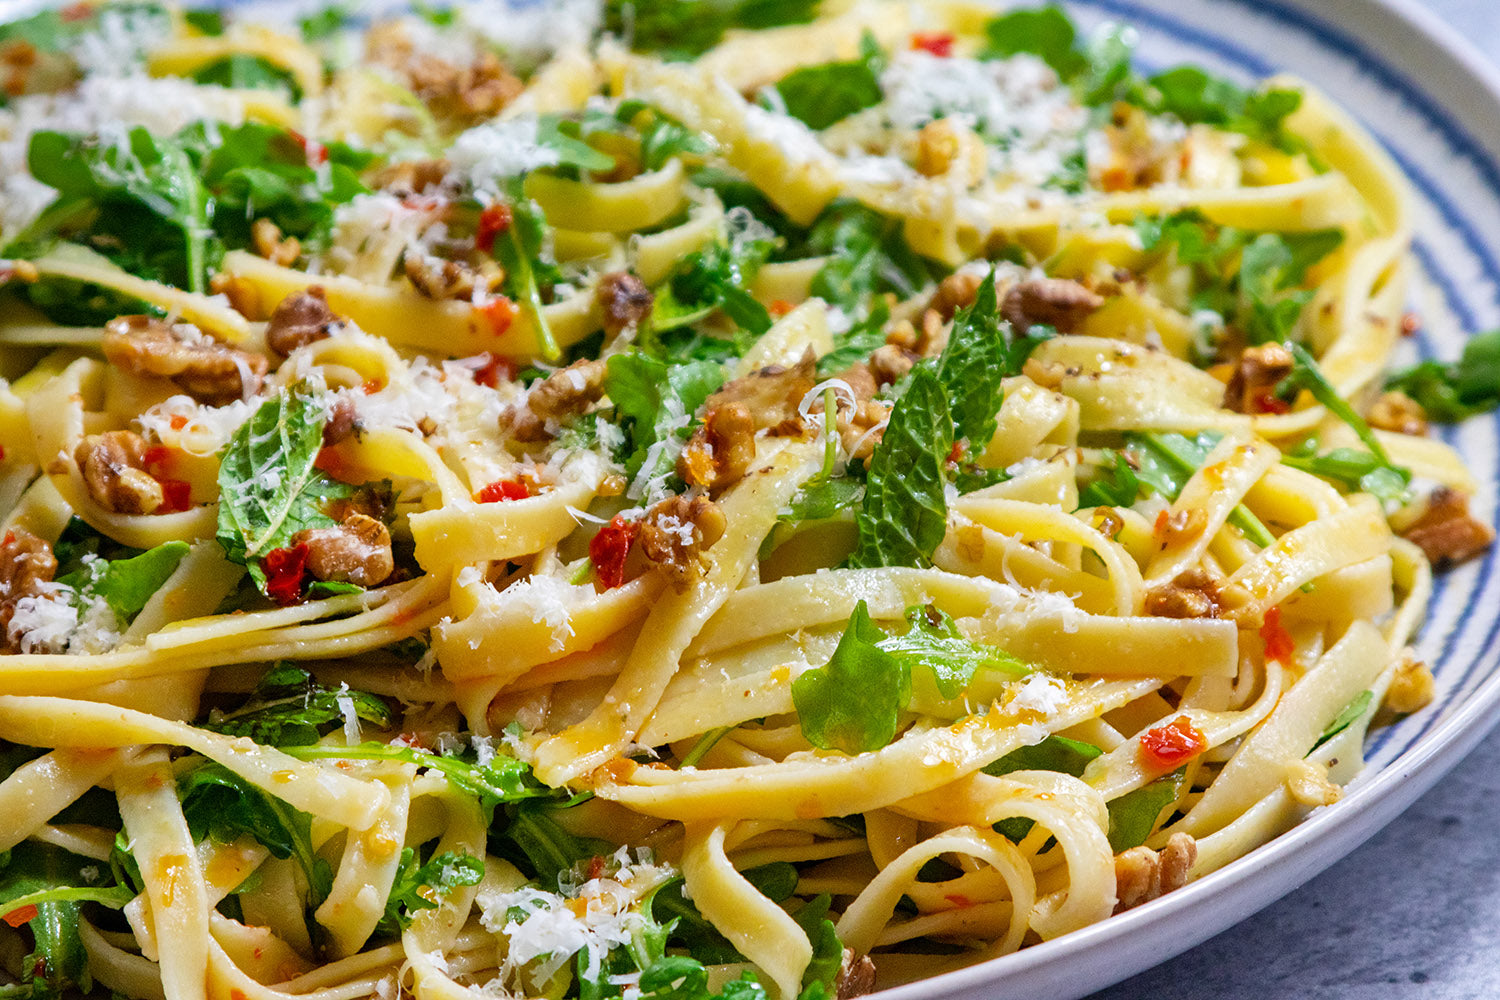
[0,2,1495,999]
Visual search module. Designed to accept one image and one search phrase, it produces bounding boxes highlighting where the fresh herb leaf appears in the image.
[878,604,1029,698]
[1280,443,1409,507]
[1106,770,1183,852]
[792,600,909,754]
[1277,343,1410,498]
[815,299,889,377]
[0,842,116,999]
[492,188,563,361]
[847,365,951,569]
[804,200,936,314]
[793,898,843,993]
[931,272,1013,447]
[1386,328,1500,423]
[1237,230,1341,344]
[1311,690,1373,751]
[1126,431,1276,547]
[1147,66,1302,147]
[502,806,614,888]
[615,101,715,172]
[216,388,354,594]
[183,8,225,34]
[191,54,301,97]
[605,0,821,61]
[653,233,776,337]
[1079,452,1140,508]
[536,114,619,175]
[204,664,394,747]
[650,863,798,964]
[981,6,1086,79]
[604,353,725,485]
[179,762,332,904]
[53,539,188,628]
[299,4,353,39]
[984,735,1102,778]
[774,31,884,130]
[376,850,483,936]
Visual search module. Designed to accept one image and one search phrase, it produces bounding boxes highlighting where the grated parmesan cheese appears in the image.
[1005,674,1069,717]
[445,116,559,202]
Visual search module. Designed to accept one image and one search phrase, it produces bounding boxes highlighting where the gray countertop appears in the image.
[1089,2,1500,997]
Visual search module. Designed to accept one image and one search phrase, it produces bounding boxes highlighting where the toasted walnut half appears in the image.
[638,495,727,591]
[74,431,163,515]
[292,513,394,588]
[1,528,58,654]
[103,316,267,404]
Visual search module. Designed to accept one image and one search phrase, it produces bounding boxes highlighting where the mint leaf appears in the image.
[792,600,909,754]
[215,388,353,593]
[982,6,1086,79]
[1106,771,1184,852]
[985,735,1102,778]
[1386,328,1500,423]
[805,200,935,314]
[774,31,884,130]
[931,272,1012,447]
[847,365,952,569]
[878,604,1029,698]
[376,850,483,936]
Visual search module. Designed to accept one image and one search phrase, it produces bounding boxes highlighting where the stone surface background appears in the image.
[1089,7,1500,997]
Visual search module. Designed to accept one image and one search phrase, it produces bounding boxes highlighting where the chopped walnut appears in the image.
[1366,390,1428,436]
[1001,278,1103,334]
[370,158,451,196]
[1384,652,1435,715]
[867,344,916,387]
[322,396,360,448]
[1285,760,1342,808]
[74,431,164,515]
[103,316,267,405]
[926,271,984,322]
[251,218,302,268]
[1222,342,1294,414]
[1096,102,1183,193]
[1144,567,1222,619]
[292,513,394,588]
[678,355,817,493]
[708,352,817,434]
[1113,832,1196,913]
[266,287,342,357]
[834,949,877,1000]
[1399,486,1495,567]
[403,253,501,301]
[914,118,985,181]
[596,272,654,335]
[530,360,607,423]
[369,22,524,122]
[0,528,57,654]
[637,495,727,590]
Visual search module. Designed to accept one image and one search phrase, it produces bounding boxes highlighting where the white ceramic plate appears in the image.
[885,1,1500,998]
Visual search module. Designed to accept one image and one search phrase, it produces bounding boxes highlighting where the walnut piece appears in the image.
[266,287,341,357]
[926,271,984,322]
[1144,567,1222,619]
[1001,278,1103,334]
[596,271,654,335]
[678,354,817,493]
[103,316,267,405]
[1366,390,1428,436]
[1399,486,1495,567]
[1113,832,1196,913]
[834,949,877,1000]
[1384,652,1435,715]
[637,495,727,591]
[292,513,394,588]
[530,360,608,423]
[74,431,164,515]
[0,528,57,654]
[1222,342,1294,414]
[252,218,301,268]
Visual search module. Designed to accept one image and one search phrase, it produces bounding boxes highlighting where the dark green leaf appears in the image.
[1126,431,1276,546]
[0,842,121,998]
[982,6,1085,79]
[606,0,820,61]
[376,850,483,936]
[847,365,951,569]
[932,272,1012,446]
[183,9,225,34]
[299,4,352,39]
[1312,690,1373,750]
[815,299,889,377]
[215,388,354,594]
[984,735,1102,778]
[604,353,725,482]
[191,54,301,98]
[1278,344,1409,498]
[1386,328,1500,423]
[87,541,189,624]
[204,664,394,747]
[774,31,883,130]
[503,806,614,888]
[792,600,909,754]
[650,863,798,964]
[1079,452,1140,508]
[805,200,934,314]
[1106,771,1183,852]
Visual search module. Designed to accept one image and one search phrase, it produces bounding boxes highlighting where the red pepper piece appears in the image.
[1140,716,1207,769]
[589,514,639,589]
[262,544,309,606]
[476,478,531,503]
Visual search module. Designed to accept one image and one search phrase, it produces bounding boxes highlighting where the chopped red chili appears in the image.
[2,905,37,928]
[1140,716,1207,769]
[262,544,310,606]
[475,204,514,254]
[481,296,517,336]
[1260,605,1295,664]
[472,352,517,388]
[911,32,955,56]
[476,478,531,503]
[589,514,639,589]
[156,479,192,513]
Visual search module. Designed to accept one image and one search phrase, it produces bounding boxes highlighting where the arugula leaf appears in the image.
[191,54,301,98]
[0,842,120,999]
[298,4,353,39]
[614,101,715,172]
[847,365,952,569]
[375,850,483,936]
[792,600,909,754]
[605,0,821,61]
[1106,771,1184,852]
[792,897,843,993]
[774,31,884,130]
[651,863,798,964]
[984,735,1102,778]
[1148,66,1302,147]
[1126,431,1276,547]
[1079,452,1140,508]
[183,8,225,34]
[52,538,188,628]
[216,389,354,595]
[604,353,725,488]
[204,664,394,747]
[815,299,890,377]
[502,806,615,888]
[981,6,1086,79]
[653,232,776,337]
[1311,690,1373,751]
[1386,328,1500,423]
[878,604,1029,698]
[931,272,1011,447]
[489,187,564,361]
[179,762,332,904]
[1280,443,1409,507]
[804,200,936,314]
[1277,344,1410,500]
[536,114,619,175]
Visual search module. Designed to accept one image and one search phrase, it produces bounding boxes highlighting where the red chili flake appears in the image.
[262,544,309,607]
[1251,392,1291,415]
[142,445,174,478]
[1139,716,1207,769]
[2,530,13,546]
[476,478,531,503]
[289,129,328,166]
[911,32,955,56]
[481,296,517,336]
[475,204,513,254]
[1260,605,1295,664]
[1153,509,1171,537]
[169,414,189,431]
[587,855,607,881]
[946,441,965,466]
[156,479,192,513]
[769,299,796,317]
[2,905,37,928]
[473,352,517,388]
[589,514,639,589]
[313,447,344,477]
[943,893,973,909]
